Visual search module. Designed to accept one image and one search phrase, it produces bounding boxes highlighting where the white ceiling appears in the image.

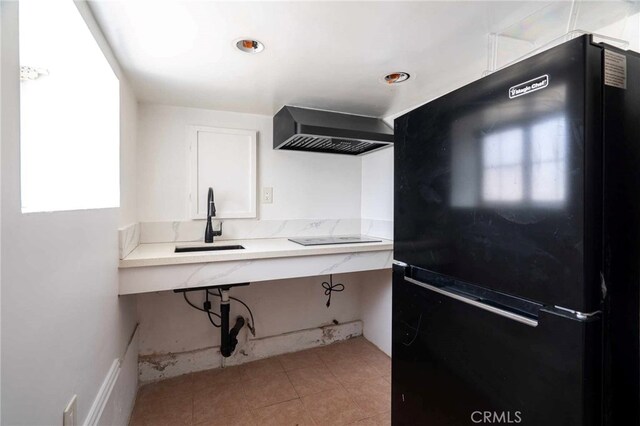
[89,1,640,118]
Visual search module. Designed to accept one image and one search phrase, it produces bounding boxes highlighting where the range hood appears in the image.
[273,106,393,156]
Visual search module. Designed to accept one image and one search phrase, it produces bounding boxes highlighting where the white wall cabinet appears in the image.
[188,126,257,219]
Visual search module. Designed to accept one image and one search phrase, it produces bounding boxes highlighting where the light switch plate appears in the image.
[63,395,77,426]
[262,187,273,204]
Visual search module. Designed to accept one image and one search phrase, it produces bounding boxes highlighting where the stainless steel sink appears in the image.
[174,244,245,253]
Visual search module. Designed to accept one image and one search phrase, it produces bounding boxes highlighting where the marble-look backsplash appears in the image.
[118,218,394,259]
[139,218,363,244]
[361,218,393,240]
[118,222,140,259]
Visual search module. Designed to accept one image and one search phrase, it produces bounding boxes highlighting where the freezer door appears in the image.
[394,35,603,313]
[392,267,601,426]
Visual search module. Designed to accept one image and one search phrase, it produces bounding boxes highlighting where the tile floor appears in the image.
[130,337,391,426]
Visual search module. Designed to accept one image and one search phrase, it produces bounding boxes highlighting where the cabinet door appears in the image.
[188,126,257,219]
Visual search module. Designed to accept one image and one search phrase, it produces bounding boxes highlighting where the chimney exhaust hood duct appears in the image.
[273,106,393,156]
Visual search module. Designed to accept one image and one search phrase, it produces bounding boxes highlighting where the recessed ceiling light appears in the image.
[383,72,410,84]
[235,39,265,53]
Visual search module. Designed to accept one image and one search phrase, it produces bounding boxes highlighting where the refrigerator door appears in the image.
[392,265,601,426]
[394,35,602,312]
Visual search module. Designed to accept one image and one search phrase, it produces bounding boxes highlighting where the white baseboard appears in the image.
[84,359,121,426]
[84,326,139,426]
[139,320,363,383]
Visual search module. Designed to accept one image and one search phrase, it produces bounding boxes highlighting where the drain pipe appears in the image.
[220,287,245,357]
[220,289,231,356]
[174,283,250,359]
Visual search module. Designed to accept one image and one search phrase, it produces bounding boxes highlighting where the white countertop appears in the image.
[119,237,394,268]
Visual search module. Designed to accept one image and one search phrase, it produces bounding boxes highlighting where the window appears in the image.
[481,116,567,206]
[19,0,119,213]
[482,128,524,202]
[531,117,567,202]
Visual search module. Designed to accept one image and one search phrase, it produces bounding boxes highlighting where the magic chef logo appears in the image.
[508,75,549,99]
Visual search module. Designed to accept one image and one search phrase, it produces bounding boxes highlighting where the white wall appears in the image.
[358,270,392,356]
[137,104,362,222]
[361,147,394,225]
[359,146,394,356]
[596,11,640,52]
[1,2,137,424]
[119,79,138,228]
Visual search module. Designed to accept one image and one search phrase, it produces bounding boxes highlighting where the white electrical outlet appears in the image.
[262,187,273,204]
[63,395,77,426]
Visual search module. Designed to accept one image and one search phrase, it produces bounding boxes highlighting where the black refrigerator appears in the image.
[392,34,639,426]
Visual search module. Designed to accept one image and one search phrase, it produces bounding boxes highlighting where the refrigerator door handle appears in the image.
[404,276,539,327]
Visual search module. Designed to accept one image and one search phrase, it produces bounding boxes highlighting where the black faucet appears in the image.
[204,187,222,243]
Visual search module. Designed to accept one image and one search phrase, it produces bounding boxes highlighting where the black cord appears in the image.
[182,291,205,312]
[208,290,256,335]
[182,292,221,327]
[207,311,220,328]
[322,274,345,308]
[230,296,256,335]
[402,313,422,347]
